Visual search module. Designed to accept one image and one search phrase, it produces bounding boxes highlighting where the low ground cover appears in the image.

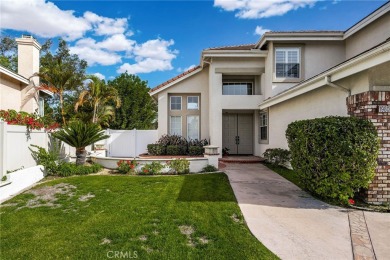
[0,174,277,259]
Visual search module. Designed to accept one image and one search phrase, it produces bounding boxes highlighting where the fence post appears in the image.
[0,120,8,181]
[134,128,137,158]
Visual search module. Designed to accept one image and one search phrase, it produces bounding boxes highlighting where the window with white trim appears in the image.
[38,97,44,116]
[259,111,268,142]
[170,96,182,110]
[187,115,199,140]
[222,82,253,95]
[275,48,300,78]
[187,96,199,110]
[170,116,182,135]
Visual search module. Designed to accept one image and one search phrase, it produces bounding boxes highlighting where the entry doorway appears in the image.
[222,113,253,155]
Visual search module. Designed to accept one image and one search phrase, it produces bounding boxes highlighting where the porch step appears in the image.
[219,156,265,164]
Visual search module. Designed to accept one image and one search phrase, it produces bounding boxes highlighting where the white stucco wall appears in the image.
[256,86,349,156]
[0,75,23,111]
[157,69,210,139]
[345,12,390,59]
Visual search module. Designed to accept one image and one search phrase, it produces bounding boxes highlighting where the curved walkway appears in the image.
[223,163,390,260]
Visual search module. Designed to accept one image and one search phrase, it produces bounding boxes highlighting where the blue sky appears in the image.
[0,0,387,88]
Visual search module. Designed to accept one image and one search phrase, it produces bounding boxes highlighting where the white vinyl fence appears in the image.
[106,129,158,157]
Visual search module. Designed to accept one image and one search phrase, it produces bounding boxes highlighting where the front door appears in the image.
[222,113,253,155]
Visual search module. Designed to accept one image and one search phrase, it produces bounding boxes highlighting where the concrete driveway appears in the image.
[223,163,390,260]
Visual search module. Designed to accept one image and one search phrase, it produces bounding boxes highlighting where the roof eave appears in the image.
[0,66,29,85]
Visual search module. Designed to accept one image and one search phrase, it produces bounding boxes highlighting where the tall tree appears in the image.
[75,75,121,126]
[37,39,87,125]
[0,36,17,71]
[109,73,157,130]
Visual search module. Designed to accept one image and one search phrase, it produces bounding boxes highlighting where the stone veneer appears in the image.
[347,91,390,204]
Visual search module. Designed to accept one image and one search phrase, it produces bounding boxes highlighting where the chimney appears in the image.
[15,35,41,85]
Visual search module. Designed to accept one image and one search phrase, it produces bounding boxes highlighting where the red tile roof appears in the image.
[149,65,201,94]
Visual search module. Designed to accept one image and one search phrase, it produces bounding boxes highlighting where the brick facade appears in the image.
[347,91,390,204]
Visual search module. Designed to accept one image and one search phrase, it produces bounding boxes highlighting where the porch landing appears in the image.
[219,156,265,164]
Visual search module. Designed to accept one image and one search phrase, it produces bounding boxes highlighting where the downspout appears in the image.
[325,75,351,96]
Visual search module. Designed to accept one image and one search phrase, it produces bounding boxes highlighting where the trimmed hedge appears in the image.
[147,144,166,156]
[166,145,187,155]
[286,116,379,203]
[188,146,204,156]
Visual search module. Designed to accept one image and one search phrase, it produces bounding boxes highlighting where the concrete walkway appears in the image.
[223,163,390,260]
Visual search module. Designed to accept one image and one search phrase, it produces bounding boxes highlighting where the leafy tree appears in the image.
[0,36,18,71]
[51,122,109,165]
[109,73,157,130]
[37,39,87,125]
[75,75,121,126]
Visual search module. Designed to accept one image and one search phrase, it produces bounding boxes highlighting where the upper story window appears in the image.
[170,96,182,110]
[187,96,199,110]
[275,48,300,78]
[222,82,253,95]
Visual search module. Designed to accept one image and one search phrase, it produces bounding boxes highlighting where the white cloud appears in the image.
[70,38,122,66]
[117,39,178,74]
[84,11,128,36]
[97,34,135,52]
[0,0,91,40]
[0,0,130,40]
[254,26,270,36]
[93,73,106,80]
[214,0,318,19]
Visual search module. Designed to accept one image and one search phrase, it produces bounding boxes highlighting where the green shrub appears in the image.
[188,139,208,147]
[157,134,188,146]
[263,148,290,166]
[201,164,218,173]
[286,116,379,204]
[56,162,102,177]
[188,146,204,156]
[166,145,187,155]
[117,160,138,174]
[29,144,59,176]
[140,161,164,175]
[169,159,190,174]
[147,144,166,155]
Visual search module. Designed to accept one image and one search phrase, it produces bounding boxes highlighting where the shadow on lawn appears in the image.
[177,173,236,202]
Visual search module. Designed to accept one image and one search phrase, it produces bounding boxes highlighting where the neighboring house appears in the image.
[150,2,390,204]
[0,35,51,115]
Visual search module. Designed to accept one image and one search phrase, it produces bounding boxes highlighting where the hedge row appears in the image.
[286,116,379,203]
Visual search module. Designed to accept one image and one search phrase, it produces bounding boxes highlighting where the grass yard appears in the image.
[0,173,277,259]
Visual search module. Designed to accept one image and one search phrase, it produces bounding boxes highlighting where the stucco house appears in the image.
[150,3,390,204]
[0,35,51,115]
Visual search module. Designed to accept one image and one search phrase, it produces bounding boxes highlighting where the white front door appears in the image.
[222,113,253,155]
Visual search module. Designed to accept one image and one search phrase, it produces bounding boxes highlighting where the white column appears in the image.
[208,70,223,157]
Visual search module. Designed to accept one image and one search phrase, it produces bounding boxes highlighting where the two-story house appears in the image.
[0,35,51,115]
[150,3,390,203]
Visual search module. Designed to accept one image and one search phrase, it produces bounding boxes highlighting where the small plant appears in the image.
[147,144,166,155]
[201,164,218,173]
[263,148,290,166]
[157,134,188,146]
[29,144,59,176]
[222,147,230,156]
[1,175,7,182]
[56,162,102,177]
[188,146,203,156]
[166,145,187,155]
[169,159,190,174]
[188,139,208,147]
[117,160,138,174]
[140,161,164,175]
[6,166,24,174]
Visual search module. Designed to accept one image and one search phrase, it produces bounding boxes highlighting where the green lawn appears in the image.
[0,173,277,259]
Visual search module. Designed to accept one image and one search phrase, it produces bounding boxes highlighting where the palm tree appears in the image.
[75,75,121,125]
[51,122,109,165]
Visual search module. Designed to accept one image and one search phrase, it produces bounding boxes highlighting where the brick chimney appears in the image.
[15,35,41,86]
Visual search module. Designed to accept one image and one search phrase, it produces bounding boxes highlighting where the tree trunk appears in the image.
[75,147,87,165]
[60,92,66,125]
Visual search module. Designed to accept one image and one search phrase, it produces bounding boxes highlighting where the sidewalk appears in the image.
[223,163,390,260]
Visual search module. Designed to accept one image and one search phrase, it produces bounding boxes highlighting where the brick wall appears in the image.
[347,91,390,204]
